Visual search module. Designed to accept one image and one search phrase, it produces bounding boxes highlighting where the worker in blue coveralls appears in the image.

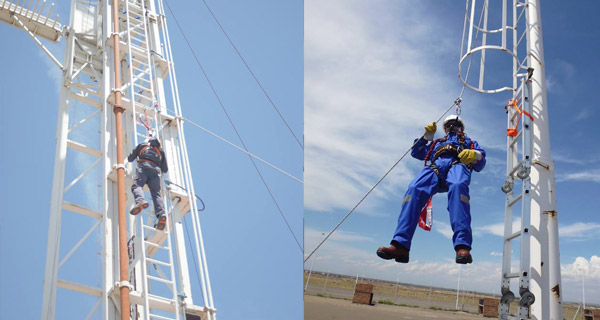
[377,115,486,264]
[127,137,169,230]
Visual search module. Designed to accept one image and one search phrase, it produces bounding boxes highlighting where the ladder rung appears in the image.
[507,193,522,207]
[131,65,150,74]
[147,275,173,285]
[509,160,524,177]
[143,224,167,234]
[128,44,147,55]
[127,4,144,14]
[131,57,149,65]
[147,257,172,267]
[144,240,168,250]
[134,95,153,104]
[133,85,152,96]
[129,26,146,38]
[134,76,152,84]
[505,230,521,241]
[504,272,519,279]
[130,43,148,52]
[510,109,521,122]
[509,131,522,147]
[147,293,176,304]
[149,314,176,320]
[130,31,147,41]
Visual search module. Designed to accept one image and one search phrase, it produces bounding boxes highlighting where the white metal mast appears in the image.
[459,0,562,319]
[0,0,215,319]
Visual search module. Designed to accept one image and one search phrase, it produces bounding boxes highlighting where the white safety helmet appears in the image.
[443,115,465,132]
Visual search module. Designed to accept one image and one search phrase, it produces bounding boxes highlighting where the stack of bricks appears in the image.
[584,308,600,320]
[352,283,374,305]
[479,298,499,317]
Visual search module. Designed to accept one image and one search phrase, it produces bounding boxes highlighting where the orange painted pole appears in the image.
[111,0,131,318]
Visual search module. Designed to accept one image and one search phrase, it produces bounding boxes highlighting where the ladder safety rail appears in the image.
[155,0,216,317]
[500,76,536,319]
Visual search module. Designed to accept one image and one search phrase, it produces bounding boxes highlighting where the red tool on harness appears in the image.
[418,197,433,231]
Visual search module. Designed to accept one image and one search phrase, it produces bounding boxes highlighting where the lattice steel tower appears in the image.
[0,0,215,319]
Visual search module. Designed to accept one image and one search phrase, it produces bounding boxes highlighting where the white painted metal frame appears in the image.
[459,0,563,319]
[2,0,215,318]
[39,1,107,319]
[459,0,527,93]
[153,0,216,318]
[500,78,535,320]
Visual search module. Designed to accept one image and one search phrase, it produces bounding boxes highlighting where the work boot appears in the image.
[376,241,409,263]
[455,245,473,264]
[154,211,166,231]
[129,201,149,215]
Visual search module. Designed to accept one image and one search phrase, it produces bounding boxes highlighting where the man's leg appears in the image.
[446,164,473,263]
[391,167,439,250]
[147,174,166,230]
[130,166,149,215]
[147,175,165,215]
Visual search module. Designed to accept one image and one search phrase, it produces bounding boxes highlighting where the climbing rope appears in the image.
[304,2,488,263]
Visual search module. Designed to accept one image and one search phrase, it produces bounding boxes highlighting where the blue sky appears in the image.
[0,1,302,320]
[305,0,600,305]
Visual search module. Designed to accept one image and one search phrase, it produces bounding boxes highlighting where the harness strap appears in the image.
[424,132,475,166]
[138,144,162,161]
[138,158,159,166]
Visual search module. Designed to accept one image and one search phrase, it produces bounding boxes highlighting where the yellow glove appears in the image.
[424,122,437,134]
[423,122,436,140]
[458,149,481,165]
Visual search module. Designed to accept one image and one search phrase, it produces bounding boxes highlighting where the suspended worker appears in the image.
[127,137,169,230]
[377,115,486,264]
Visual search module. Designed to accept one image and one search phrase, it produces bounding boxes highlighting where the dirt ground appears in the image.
[305,295,485,320]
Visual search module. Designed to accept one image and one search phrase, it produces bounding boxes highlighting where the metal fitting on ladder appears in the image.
[115,280,134,291]
[500,290,515,304]
[517,165,530,180]
[501,180,514,194]
[519,287,535,307]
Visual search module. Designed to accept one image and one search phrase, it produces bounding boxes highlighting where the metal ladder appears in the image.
[499,76,535,320]
[122,0,181,319]
[124,0,158,145]
[129,205,181,320]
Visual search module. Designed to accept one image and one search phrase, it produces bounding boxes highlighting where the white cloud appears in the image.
[475,218,520,237]
[573,109,592,122]
[434,221,454,240]
[38,46,63,91]
[490,251,503,257]
[561,256,600,303]
[475,219,600,241]
[304,0,500,214]
[556,169,600,184]
[559,222,600,239]
[553,153,597,165]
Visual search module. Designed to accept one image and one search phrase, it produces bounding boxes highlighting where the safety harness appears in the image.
[418,132,475,232]
[138,143,162,166]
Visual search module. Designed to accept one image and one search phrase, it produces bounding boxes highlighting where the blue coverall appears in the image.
[392,132,486,251]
